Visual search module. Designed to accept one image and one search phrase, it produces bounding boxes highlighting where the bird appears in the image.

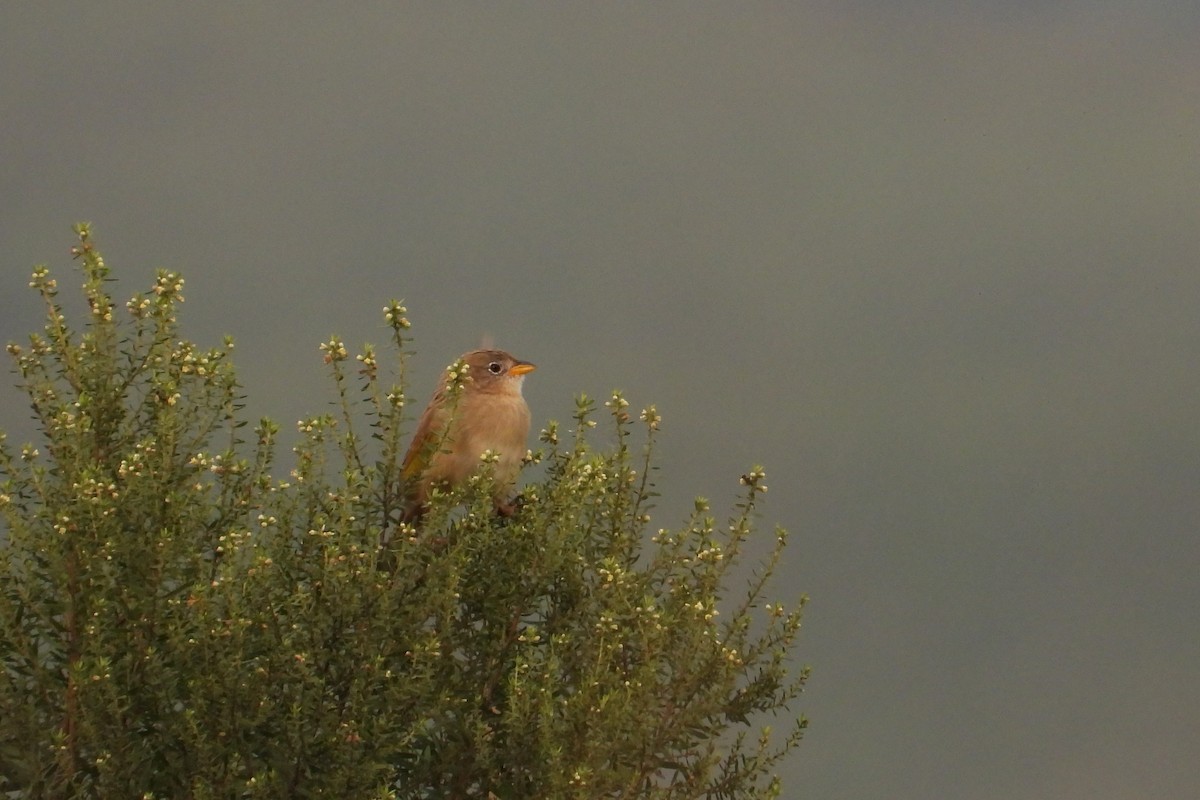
[400,349,535,522]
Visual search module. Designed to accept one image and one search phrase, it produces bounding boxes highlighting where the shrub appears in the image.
[0,225,808,799]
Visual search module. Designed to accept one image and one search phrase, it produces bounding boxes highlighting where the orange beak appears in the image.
[508,361,536,376]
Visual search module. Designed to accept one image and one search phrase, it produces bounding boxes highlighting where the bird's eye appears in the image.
[488,361,503,374]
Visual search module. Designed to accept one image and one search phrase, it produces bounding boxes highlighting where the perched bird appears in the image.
[400,349,535,521]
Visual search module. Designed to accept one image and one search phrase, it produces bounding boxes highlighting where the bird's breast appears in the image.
[429,392,530,489]
[458,392,530,454]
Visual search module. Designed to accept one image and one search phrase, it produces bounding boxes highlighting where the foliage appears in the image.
[0,226,808,799]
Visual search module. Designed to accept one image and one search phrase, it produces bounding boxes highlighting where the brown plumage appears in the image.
[400,349,535,521]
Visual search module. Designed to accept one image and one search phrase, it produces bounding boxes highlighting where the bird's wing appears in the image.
[401,388,448,483]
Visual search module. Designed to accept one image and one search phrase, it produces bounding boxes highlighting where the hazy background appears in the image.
[3,3,1198,797]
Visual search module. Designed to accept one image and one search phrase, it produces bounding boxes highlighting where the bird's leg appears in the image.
[400,502,427,526]
[494,491,528,518]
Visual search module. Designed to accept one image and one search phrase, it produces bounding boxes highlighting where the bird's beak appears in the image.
[508,362,536,376]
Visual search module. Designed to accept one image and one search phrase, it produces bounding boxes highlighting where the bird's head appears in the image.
[458,349,536,396]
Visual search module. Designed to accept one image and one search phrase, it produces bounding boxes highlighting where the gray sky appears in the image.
[4,3,1199,797]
